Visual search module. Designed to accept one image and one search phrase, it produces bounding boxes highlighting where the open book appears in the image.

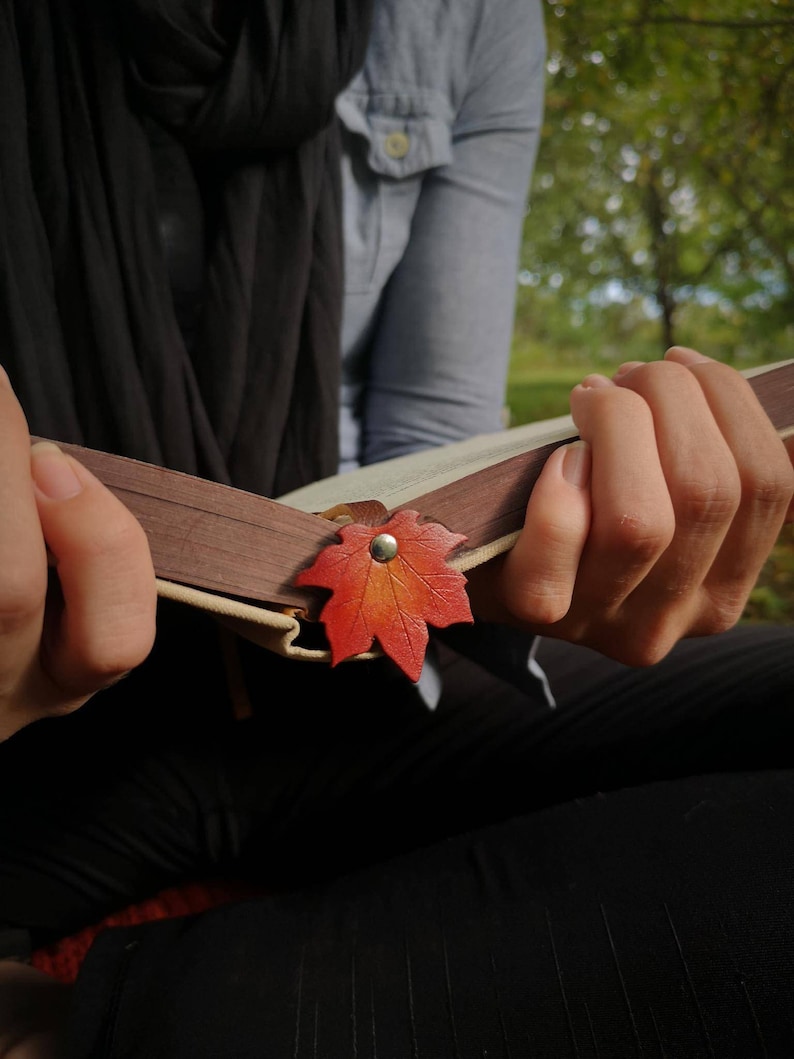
[36,359,794,674]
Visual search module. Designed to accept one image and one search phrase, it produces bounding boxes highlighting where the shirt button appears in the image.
[384,131,411,159]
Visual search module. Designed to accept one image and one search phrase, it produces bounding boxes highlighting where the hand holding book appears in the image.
[467,348,794,667]
[0,366,157,742]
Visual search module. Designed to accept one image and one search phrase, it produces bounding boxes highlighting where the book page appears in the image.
[277,413,577,513]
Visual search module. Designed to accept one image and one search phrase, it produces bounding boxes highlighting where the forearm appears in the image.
[361,125,539,464]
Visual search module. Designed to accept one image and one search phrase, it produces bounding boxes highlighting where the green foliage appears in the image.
[743,526,794,625]
[516,0,794,362]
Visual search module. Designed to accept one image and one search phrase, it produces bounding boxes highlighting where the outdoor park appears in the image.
[506,0,794,623]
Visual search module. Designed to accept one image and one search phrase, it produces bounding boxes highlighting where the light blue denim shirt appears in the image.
[337,0,547,472]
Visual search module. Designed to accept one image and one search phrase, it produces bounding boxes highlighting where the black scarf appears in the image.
[1,0,372,496]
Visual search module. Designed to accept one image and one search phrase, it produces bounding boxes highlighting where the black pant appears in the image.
[1,609,793,1056]
[66,768,794,1059]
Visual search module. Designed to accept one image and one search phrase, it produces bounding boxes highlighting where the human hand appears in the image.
[0,961,70,1059]
[0,368,157,741]
[468,348,794,665]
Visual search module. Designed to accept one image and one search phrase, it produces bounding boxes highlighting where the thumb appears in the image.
[498,439,592,626]
[31,442,157,701]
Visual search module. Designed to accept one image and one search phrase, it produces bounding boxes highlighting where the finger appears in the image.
[566,375,676,613]
[0,371,48,693]
[668,346,794,523]
[30,442,157,704]
[614,358,744,612]
[664,355,794,630]
[498,439,592,624]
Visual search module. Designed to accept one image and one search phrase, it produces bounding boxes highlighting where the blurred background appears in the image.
[507,0,794,623]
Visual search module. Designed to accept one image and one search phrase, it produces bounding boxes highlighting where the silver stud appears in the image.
[370,533,399,563]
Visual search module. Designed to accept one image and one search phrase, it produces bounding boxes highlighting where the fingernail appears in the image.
[664,346,710,365]
[613,361,643,380]
[578,373,613,389]
[31,442,83,499]
[561,440,591,488]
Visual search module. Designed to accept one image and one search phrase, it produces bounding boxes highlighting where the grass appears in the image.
[504,371,584,428]
[743,523,794,625]
[505,342,794,625]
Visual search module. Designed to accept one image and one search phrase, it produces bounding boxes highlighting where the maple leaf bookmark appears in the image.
[295,509,474,682]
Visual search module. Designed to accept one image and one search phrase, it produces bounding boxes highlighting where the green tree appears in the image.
[517,0,794,366]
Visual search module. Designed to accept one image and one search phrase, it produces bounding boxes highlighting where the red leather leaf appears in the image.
[295,509,474,681]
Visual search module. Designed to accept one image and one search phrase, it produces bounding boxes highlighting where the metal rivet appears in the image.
[370,533,399,563]
[384,131,410,159]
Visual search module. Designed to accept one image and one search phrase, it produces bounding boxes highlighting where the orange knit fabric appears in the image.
[30,880,266,984]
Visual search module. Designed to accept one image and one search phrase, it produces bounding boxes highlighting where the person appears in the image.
[2,2,794,1058]
[335,0,545,473]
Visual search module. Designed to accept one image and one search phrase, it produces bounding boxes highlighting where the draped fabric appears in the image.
[0,0,373,496]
